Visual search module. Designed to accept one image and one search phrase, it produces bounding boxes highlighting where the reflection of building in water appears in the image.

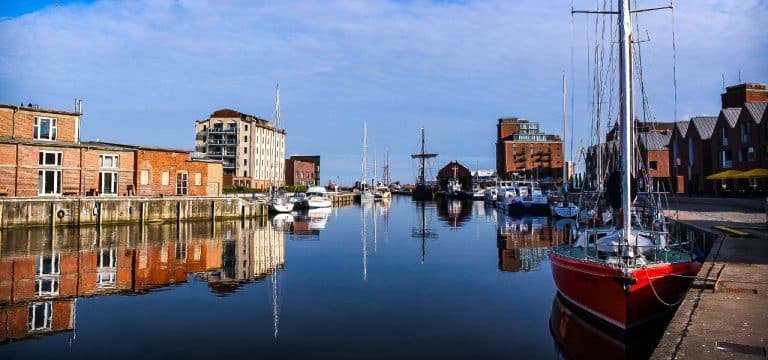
[496,217,551,272]
[436,198,472,229]
[205,220,285,295]
[0,220,284,343]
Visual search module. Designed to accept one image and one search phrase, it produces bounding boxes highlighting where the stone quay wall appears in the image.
[0,196,267,229]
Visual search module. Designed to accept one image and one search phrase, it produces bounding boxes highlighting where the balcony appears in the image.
[223,162,236,169]
[209,126,238,134]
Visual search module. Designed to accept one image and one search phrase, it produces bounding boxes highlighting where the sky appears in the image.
[1,0,766,186]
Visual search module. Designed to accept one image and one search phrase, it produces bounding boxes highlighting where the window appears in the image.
[672,140,679,167]
[34,117,57,140]
[176,172,188,195]
[99,155,119,195]
[194,172,202,186]
[244,136,248,142]
[688,138,695,165]
[97,248,117,289]
[747,147,755,161]
[36,278,59,297]
[721,150,732,169]
[140,170,150,185]
[649,161,658,170]
[740,123,750,143]
[37,254,60,275]
[28,302,52,331]
[243,159,247,166]
[175,242,187,260]
[721,127,728,146]
[244,125,248,131]
[161,171,169,186]
[244,147,248,154]
[38,151,62,195]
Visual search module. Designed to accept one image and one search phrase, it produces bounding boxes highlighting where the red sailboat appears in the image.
[550,0,701,330]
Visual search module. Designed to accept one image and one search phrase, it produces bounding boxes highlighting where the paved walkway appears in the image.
[652,197,767,359]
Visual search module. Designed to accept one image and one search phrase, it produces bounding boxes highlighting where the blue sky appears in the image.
[1,0,766,185]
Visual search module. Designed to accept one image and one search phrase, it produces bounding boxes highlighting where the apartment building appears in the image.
[495,117,563,181]
[194,109,286,189]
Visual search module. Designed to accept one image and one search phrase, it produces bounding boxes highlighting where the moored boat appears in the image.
[550,0,700,331]
[303,186,332,208]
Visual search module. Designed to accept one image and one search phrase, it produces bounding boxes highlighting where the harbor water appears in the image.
[0,196,666,359]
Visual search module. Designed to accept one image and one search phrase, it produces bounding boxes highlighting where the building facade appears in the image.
[0,104,221,197]
[194,109,286,189]
[288,155,320,185]
[285,158,316,186]
[495,118,563,181]
[436,161,472,191]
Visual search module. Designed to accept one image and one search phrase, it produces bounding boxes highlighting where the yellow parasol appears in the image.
[732,168,768,179]
[706,169,743,180]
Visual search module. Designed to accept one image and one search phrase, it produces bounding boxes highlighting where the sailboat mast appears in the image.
[361,123,367,191]
[562,72,567,193]
[619,0,634,239]
[420,128,426,186]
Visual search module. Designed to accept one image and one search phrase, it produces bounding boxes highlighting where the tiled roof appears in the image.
[639,132,671,151]
[689,116,718,140]
[719,108,741,128]
[743,102,767,125]
[675,121,690,138]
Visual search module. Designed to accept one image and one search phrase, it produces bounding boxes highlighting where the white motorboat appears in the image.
[269,193,294,213]
[303,186,332,208]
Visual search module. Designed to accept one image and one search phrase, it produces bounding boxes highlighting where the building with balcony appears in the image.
[195,109,286,189]
[495,118,563,181]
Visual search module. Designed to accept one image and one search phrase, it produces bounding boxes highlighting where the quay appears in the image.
[0,196,268,229]
[653,196,768,359]
[331,193,356,206]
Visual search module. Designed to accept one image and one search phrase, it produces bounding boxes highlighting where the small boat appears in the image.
[303,186,332,208]
[374,184,391,200]
[269,191,294,213]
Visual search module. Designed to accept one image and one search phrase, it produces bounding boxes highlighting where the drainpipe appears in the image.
[14,144,19,197]
[11,106,18,139]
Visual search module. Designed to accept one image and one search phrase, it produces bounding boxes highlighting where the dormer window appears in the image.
[34,117,57,141]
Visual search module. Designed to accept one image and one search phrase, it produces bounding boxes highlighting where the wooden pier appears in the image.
[331,193,356,206]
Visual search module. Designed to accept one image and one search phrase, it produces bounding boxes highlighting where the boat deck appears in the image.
[552,245,696,269]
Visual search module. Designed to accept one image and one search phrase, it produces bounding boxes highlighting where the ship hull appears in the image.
[550,251,700,329]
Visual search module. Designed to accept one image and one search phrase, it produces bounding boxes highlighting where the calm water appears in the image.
[0,196,660,359]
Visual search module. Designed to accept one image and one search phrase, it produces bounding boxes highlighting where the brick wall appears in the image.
[0,107,79,143]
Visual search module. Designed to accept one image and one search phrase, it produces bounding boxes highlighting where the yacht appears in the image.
[303,186,332,208]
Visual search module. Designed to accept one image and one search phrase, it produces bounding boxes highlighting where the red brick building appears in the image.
[638,132,672,191]
[495,118,563,181]
[437,161,472,191]
[285,158,316,186]
[0,104,222,197]
[670,83,768,195]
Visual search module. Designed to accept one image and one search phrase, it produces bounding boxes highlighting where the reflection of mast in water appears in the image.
[361,204,368,280]
[373,201,378,253]
[268,221,280,339]
[411,201,437,264]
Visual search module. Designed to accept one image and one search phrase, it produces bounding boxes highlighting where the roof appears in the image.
[81,141,192,153]
[674,121,690,138]
[639,132,671,151]
[0,103,81,116]
[743,102,767,125]
[208,108,270,123]
[719,108,741,128]
[0,138,127,151]
[689,116,718,140]
[471,170,496,177]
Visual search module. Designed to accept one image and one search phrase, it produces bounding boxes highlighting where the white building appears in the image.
[195,109,286,188]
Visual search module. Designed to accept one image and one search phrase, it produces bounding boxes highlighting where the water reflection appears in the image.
[496,216,551,272]
[549,293,668,360]
[411,201,437,264]
[436,198,473,229]
[0,220,284,344]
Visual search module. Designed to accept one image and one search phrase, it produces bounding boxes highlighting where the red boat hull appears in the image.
[550,252,701,329]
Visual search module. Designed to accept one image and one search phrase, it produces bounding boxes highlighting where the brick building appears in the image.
[285,158,316,186]
[0,104,222,197]
[436,161,472,191]
[194,109,286,189]
[495,118,563,181]
[289,155,321,184]
[638,132,672,191]
[670,83,768,195]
